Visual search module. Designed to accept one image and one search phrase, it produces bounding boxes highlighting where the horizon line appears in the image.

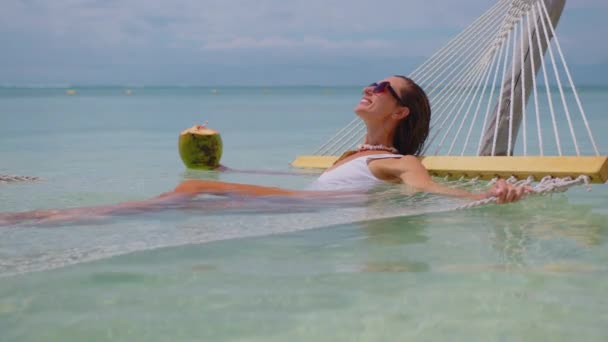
[3,82,608,89]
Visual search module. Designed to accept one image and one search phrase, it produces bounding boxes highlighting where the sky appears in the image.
[1,0,607,86]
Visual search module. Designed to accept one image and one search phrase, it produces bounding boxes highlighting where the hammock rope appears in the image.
[292,0,607,185]
[310,0,602,159]
[455,174,591,210]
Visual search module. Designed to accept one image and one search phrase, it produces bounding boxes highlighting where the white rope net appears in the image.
[309,0,606,200]
[314,0,601,158]
[454,174,592,209]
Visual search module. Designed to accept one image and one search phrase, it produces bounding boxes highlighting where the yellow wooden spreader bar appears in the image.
[291,155,339,169]
[291,155,608,184]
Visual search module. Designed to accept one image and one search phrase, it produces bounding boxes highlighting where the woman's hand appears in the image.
[391,156,534,204]
[484,179,533,204]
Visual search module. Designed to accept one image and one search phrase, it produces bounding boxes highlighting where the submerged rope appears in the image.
[0,175,40,183]
[456,175,591,210]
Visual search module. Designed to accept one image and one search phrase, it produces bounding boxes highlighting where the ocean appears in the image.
[0,85,607,341]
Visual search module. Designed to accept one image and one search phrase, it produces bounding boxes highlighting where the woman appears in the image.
[0,76,528,225]
[173,76,528,201]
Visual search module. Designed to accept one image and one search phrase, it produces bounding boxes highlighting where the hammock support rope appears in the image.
[291,0,607,184]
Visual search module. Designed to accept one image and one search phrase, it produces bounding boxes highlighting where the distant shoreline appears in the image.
[2,84,608,90]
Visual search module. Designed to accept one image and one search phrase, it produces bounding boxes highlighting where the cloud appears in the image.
[0,0,607,85]
[202,36,392,52]
[0,0,496,48]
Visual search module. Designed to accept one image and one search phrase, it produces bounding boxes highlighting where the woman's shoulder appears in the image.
[379,154,421,164]
[374,154,426,173]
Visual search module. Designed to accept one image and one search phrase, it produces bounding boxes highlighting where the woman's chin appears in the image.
[354,105,371,117]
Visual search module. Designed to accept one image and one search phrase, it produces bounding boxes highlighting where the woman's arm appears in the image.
[172,179,299,197]
[394,156,530,203]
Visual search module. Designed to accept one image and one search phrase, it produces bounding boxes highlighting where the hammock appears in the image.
[291,0,607,185]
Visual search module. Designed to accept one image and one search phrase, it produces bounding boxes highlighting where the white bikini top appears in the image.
[307,153,402,191]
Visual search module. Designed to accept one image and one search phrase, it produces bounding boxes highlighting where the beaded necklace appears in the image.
[356,143,399,154]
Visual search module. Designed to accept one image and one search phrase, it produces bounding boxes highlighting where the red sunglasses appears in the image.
[368,82,407,107]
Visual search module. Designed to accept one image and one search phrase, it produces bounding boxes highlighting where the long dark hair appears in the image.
[392,75,431,156]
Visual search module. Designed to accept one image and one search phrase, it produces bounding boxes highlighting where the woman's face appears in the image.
[354,76,408,123]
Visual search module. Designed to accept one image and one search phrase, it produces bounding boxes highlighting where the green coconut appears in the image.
[178,124,223,169]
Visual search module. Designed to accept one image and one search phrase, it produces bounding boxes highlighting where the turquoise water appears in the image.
[1,86,607,341]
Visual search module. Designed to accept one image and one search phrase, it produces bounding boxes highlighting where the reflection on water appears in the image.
[0,184,466,276]
[359,260,430,273]
[1,190,607,342]
[359,215,430,246]
[1,184,606,278]
[445,194,608,274]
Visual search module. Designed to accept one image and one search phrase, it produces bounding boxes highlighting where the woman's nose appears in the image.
[363,86,373,95]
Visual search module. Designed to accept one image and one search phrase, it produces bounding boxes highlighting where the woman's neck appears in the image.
[364,123,396,148]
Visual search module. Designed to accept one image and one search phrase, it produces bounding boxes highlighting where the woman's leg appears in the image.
[0,180,308,226]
